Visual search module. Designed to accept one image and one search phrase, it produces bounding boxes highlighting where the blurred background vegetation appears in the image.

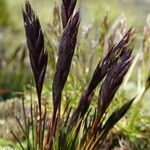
[0,0,150,100]
[0,0,150,149]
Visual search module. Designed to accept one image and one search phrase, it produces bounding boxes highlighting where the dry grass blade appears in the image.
[103,15,127,55]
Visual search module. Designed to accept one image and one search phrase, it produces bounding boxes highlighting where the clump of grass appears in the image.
[12,0,135,149]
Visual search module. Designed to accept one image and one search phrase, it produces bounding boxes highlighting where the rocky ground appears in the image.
[0,98,29,142]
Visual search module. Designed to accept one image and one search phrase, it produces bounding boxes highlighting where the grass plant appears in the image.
[10,1,136,149]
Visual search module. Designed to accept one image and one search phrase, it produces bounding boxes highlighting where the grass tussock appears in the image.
[11,0,140,150]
